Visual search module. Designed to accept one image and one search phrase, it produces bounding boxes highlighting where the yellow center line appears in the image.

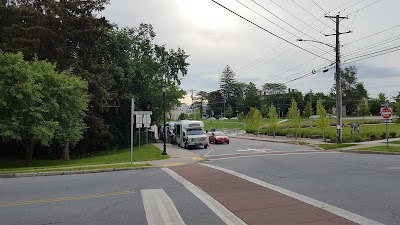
[0,190,135,207]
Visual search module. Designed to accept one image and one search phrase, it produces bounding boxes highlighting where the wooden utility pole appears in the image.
[325,15,351,144]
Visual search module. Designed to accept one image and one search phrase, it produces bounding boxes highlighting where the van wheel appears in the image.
[204,145,208,149]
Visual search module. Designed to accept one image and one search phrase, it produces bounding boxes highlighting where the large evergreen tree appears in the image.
[219,65,237,108]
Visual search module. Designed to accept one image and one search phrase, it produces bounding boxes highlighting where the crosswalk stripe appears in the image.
[163,168,247,225]
[141,189,186,225]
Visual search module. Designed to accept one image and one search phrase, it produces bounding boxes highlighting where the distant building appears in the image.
[169,103,193,120]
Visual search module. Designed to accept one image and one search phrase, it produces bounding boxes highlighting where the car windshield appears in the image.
[213,132,225,136]
[187,129,204,135]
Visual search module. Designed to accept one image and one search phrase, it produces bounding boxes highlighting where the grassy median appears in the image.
[0,144,168,174]
[353,145,400,153]
[317,144,357,150]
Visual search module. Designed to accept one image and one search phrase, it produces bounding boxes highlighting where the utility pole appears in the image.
[188,89,196,119]
[325,15,351,144]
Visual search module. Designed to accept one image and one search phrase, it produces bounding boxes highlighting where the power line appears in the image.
[343,24,400,46]
[343,45,400,64]
[343,38,400,58]
[269,0,328,35]
[290,0,335,32]
[346,0,383,16]
[249,0,334,56]
[337,0,367,14]
[210,0,331,61]
[328,0,356,14]
[311,0,351,31]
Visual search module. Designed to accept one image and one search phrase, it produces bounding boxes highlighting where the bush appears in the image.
[390,131,397,138]
[380,132,387,139]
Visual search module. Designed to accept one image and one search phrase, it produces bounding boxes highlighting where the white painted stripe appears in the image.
[204,148,214,157]
[387,167,400,170]
[208,151,337,161]
[162,168,246,225]
[206,150,312,158]
[141,189,186,225]
[200,163,384,225]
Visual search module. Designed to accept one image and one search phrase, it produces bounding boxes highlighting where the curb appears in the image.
[337,149,400,155]
[0,166,155,179]
[231,136,295,144]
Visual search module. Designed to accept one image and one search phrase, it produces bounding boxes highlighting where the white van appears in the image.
[174,120,208,149]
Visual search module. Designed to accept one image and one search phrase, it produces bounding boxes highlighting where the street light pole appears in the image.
[161,83,168,155]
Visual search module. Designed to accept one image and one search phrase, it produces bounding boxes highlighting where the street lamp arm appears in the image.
[296,39,335,49]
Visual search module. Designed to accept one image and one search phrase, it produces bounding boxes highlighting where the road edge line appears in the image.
[162,168,246,225]
[199,163,384,225]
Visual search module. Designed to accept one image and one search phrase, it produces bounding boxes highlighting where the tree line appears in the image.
[0,1,189,164]
[194,65,400,121]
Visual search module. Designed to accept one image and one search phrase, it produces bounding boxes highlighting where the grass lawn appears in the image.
[389,140,400,144]
[354,145,400,153]
[0,144,168,174]
[318,143,357,150]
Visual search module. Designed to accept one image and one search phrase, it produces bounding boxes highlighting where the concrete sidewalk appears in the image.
[233,133,400,153]
[148,143,202,167]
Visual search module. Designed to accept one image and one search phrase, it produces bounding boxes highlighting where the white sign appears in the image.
[133,111,152,128]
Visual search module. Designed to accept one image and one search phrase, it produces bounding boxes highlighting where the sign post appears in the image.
[131,98,134,164]
[134,111,152,150]
[381,106,393,148]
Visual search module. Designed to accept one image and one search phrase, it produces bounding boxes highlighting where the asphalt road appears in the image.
[2,138,399,225]
[0,168,226,225]
[203,138,400,225]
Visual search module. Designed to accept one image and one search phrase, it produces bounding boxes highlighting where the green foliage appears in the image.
[225,105,233,118]
[219,65,237,108]
[178,113,189,120]
[262,83,287,95]
[0,52,88,164]
[304,101,313,117]
[243,82,260,109]
[194,109,201,120]
[315,99,329,140]
[260,104,269,118]
[268,104,279,137]
[238,112,245,123]
[357,97,370,124]
[247,107,263,131]
[318,144,357,150]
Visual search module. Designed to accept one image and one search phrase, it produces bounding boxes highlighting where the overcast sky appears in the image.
[102,0,400,104]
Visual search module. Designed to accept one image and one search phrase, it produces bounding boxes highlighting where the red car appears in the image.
[209,131,229,144]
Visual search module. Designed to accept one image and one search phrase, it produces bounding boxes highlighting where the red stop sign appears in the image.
[381,107,392,119]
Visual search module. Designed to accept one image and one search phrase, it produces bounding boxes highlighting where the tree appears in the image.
[178,113,188,120]
[194,109,201,120]
[0,52,88,164]
[207,90,223,117]
[219,65,237,108]
[260,104,269,118]
[304,101,313,117]
[316,99,329,141]
[268,104,279,138]
[232,82,247,113]
[357,97,370,125]
[243,82,260,109]
[393,92,400,123]
[287,98,300,139]
[194,91,208,119]
[331,66,368,115]
[248,107,263,134]
[262,83,287,95]
[225,105,233,118]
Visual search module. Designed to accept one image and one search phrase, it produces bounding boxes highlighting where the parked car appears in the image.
[230,117,238,120]
[209,131,229,144]
[207,117,216,120]
[219,117,228,120]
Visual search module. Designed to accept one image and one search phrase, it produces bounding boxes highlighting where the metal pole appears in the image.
[162,89,167,155]
[146,128,148,145]
[139,127,141,150]
[130,98,134,164]
[386,120,389,148]
[335,14,342,144]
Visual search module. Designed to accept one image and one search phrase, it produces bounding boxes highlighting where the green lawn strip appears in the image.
[389,140,400,144]
[353,145,400,153]
[0,163,151,174]
[317,144,357,150]
[287,141,310,145]
[0,144,169,171]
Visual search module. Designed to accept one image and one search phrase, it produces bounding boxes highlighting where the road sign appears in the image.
[380,107,393,119]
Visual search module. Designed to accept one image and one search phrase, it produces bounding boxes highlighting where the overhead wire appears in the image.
[346,0,384,16]
[290,0,335,32]
[343,24,400,46]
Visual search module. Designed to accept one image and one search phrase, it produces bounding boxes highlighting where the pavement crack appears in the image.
[100,198,132,213]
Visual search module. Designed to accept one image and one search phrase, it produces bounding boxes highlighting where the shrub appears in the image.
[380,132,387,139]
[390,131,397,138]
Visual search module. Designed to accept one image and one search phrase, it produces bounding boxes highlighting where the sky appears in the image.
[102,0,400,104]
